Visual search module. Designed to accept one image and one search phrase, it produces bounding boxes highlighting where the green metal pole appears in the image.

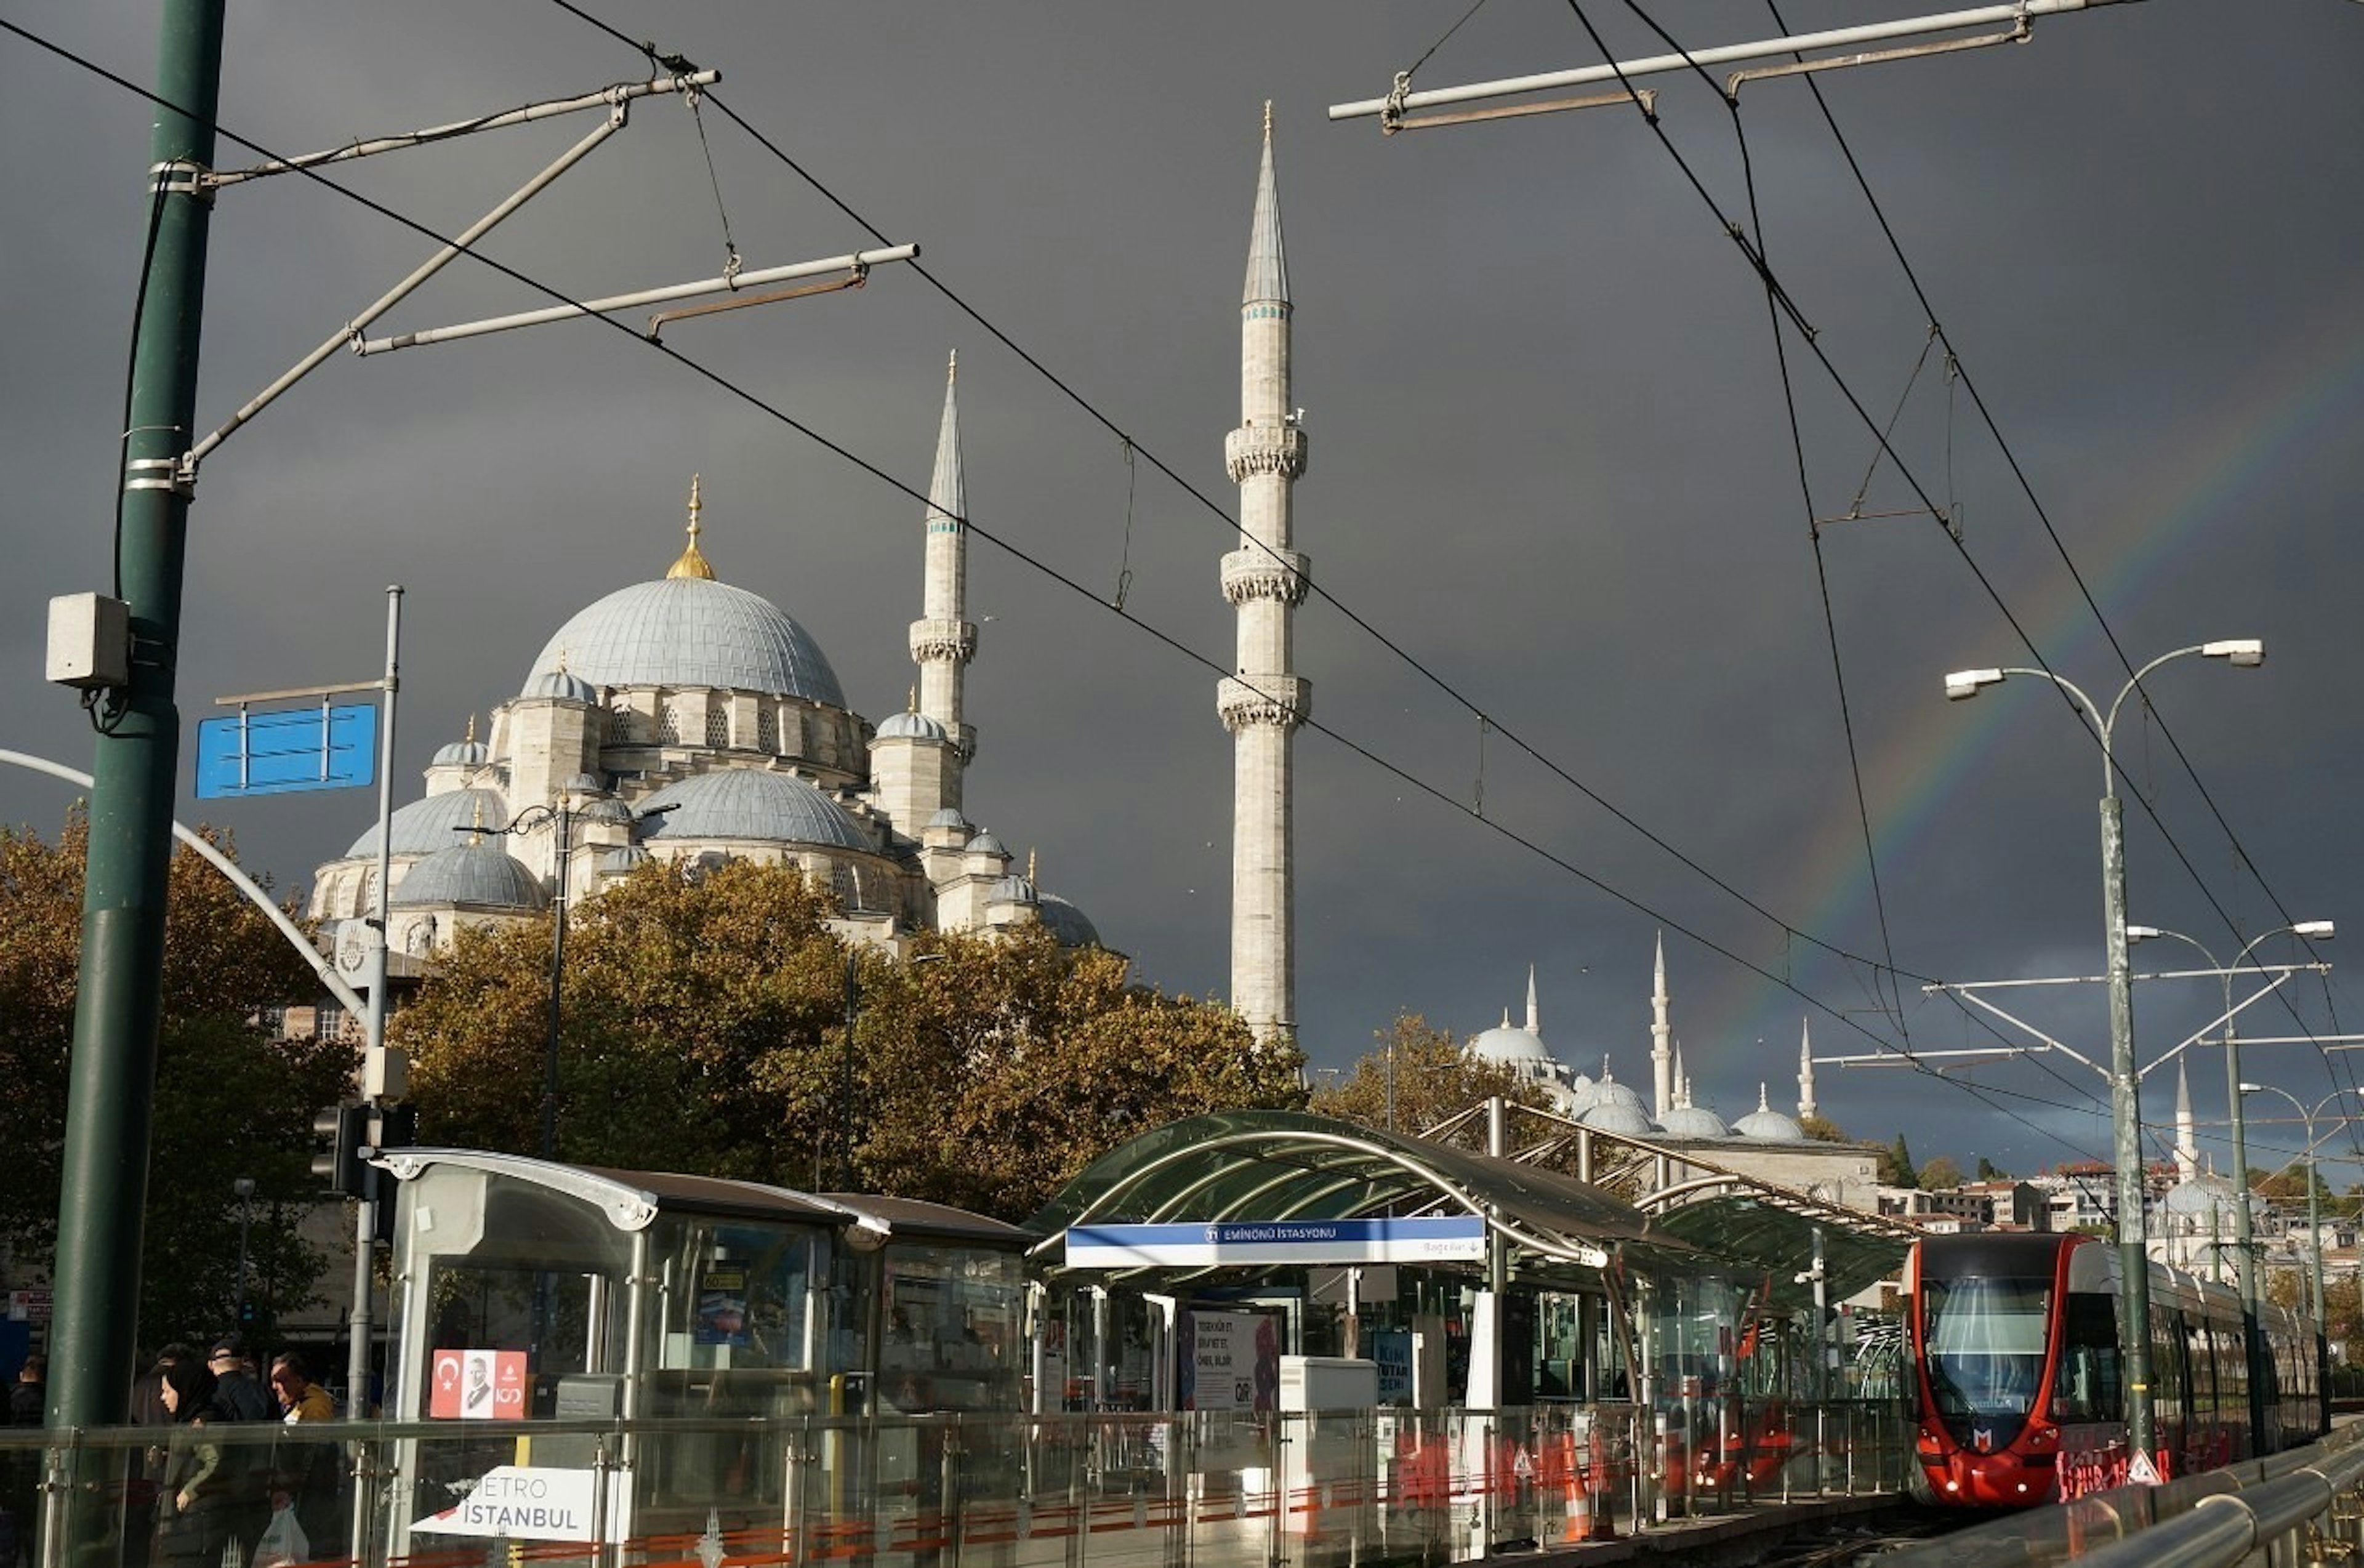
[2100,791,2157,1465]
[49,0,223,1431]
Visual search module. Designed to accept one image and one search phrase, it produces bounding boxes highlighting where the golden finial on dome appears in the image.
[1263,99,1273,140]
[907,685,918,712]
[1027,848,1037,883]
[463,712,476,744]
[668,473,716,581]
[471,797,485,832]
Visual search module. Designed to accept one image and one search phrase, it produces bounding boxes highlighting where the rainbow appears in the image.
[1697,275,2364,1080]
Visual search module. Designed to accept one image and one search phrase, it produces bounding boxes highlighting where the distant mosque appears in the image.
[305,116,1306,1040]
[1465,936,1819,1146]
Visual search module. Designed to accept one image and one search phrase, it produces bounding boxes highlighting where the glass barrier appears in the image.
[0,1397,1909,1568]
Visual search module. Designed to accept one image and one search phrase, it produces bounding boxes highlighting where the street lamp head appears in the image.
[2239,1081,2267,1096]
[1944,668,2006,701]
[2294,920,2335,939]
[2125,924,2164,943]
[2201,638,2265,667]
[232,1176,255,1199]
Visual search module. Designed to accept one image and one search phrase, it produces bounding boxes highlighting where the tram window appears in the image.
[1923,1276,2049,1418]
[2050,1293,2122,1422]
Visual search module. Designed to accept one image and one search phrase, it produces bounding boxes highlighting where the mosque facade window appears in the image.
[660,699,684,746]
[757,703,779,754]
[705,702,730,750]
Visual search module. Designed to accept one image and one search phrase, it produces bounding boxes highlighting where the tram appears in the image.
[1908,1232,2320,1506]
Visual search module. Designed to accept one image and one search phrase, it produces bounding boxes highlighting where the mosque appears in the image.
[1464,936,1888,1211]
[304,116,1308,1035]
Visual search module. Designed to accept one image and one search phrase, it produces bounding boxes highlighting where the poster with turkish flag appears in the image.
[430,1349,529,1419]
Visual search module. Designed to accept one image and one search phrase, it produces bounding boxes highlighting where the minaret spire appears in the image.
[1798,1018,1819,1122]
[2175,1061,2198,1184]
[1220,104,1309,1046]
[1650,931,1673,1121]
[1525,964,1539,1034]
[911,350,979,795]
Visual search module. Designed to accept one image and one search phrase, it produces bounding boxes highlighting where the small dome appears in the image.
[344,787,509,859]
[1589,1074,1647,1115]
[638,770,871,853]
[391,842,548,911]
[527,577,846,709]
[577,797,636,826]
[432,738,489,768]
[989,874,1039,906]
[966,830,1009,859]
[1037,893,1101,948]
[1561,1073,1599,1112]
[2163,1173,2261,1220]
[1659,1104,1733,1140]
[875,710,949,742]
[1580,1099,1657,1136]
[1469,1018,1554,1068]
[1732,1085,1804,1143]
[525,667,598,704]
[926,808,972,831]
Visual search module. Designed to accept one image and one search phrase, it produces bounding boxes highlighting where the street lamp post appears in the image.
[231,1176,255,1325]
[2126,921,2335,1322]
[1945,638,2265,1464]
[2235,1084,2349,1331]
[464,781,673,1159]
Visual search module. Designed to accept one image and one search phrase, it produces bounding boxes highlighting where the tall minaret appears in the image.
[1220,103,1309,1045]
[1525,965,1540,1034]
[1650,933,1673,1120]
[2174,1061,2198,1184]
[1798,1019,1819,1122]
[911,352,978,795]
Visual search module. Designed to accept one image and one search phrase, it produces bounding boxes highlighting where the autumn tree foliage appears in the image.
[1307,1013,1546,1143]
[394,860,1305,1221]
[0,808,352,1347]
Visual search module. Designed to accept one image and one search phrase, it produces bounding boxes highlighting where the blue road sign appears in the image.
[1066,1216,1488,1269]
[195,702,377,798]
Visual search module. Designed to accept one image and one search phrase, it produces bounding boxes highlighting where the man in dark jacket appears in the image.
[7,1355,40,1425]
[204,1339,274,1553]
[206,1341,272,1423]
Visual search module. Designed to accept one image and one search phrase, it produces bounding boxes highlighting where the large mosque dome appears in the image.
[345,787,510,859]
[525,576,846,709]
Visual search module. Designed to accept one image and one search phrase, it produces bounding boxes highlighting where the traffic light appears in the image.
[310,1103,369,1196]
[378,1104,419,1151]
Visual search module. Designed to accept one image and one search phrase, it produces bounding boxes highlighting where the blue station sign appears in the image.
[1066,1215,1488,1269]
[195,702,378,798]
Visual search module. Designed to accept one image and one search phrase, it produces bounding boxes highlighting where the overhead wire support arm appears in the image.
[183,107,635,478]
[202,70,719,189]
[355,245,917,355]
[1327,0,2144,125]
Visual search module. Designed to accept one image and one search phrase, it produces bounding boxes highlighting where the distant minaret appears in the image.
[911,352,978,790]
[1650,932,1673,1120]
[1798,1019,1819,1122]
[1525,965,1539,1034]
[2175,1061,2198,1184]
[1220,103,1309,1045]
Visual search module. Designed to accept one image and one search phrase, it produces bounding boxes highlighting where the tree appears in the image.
[1918,1155,1964,1192]
[0,808,350,1348]
[1878,1133,1919,1189]
[1307,1013,1545,1139]
[396,860,1307,1221]
[1976,1156,2008,1182]
[1798,1113,1847,1144]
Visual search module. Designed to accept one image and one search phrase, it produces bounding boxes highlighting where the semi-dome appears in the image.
[1732,1086,1805,1142]
[344,787,510,859]
[989,874,1038,906]
[637,770,871,853]
[1469,1018,1554,1069]
[875,710,949,742]
[391,842,547,911]
[1658,1104,1733,1140]
[526,577,846,709]
[1037,893,1101,949]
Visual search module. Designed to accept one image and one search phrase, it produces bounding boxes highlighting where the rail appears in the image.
[1888,1419,2364,1568]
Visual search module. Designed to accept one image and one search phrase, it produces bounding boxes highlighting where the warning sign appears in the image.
[2126,1450,2161,1486]
[429,1349,529,1420]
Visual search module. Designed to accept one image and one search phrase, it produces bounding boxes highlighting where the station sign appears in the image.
[411,1465,622,1543]
[195,702,377,798]
[1066,1215,1487,1269]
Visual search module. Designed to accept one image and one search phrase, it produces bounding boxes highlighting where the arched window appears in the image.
[607,705,634,742]
[705,703,730,750]
[659,700,683,745]
[757,704,779,754]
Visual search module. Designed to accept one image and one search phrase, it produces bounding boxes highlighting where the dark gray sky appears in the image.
[5,1,2361,1186]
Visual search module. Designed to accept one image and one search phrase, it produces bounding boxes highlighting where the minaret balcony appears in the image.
[1225,422,1308,481]
[1217,673,1311,731]
[1221,548,1311,608]
[909,617,978,662]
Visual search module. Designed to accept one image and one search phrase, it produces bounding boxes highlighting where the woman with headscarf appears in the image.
[153,1357,233,1568]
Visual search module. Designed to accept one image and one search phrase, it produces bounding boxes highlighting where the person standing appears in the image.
[6,1356,40,1426]
[153,1361,230,1568]
[202,1340,271,1554]
[267,1354,340,1546]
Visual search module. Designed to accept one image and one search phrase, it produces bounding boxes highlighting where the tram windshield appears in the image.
[1922,1276,2049,1419]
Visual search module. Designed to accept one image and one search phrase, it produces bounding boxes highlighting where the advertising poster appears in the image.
[429,1348,529,1420]
[1177,1309,1279,1412]
[696,1266,750,1346]
[1371,1329,1413,1405]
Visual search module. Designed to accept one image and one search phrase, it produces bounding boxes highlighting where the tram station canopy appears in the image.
[1026,1110,1910,1306]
